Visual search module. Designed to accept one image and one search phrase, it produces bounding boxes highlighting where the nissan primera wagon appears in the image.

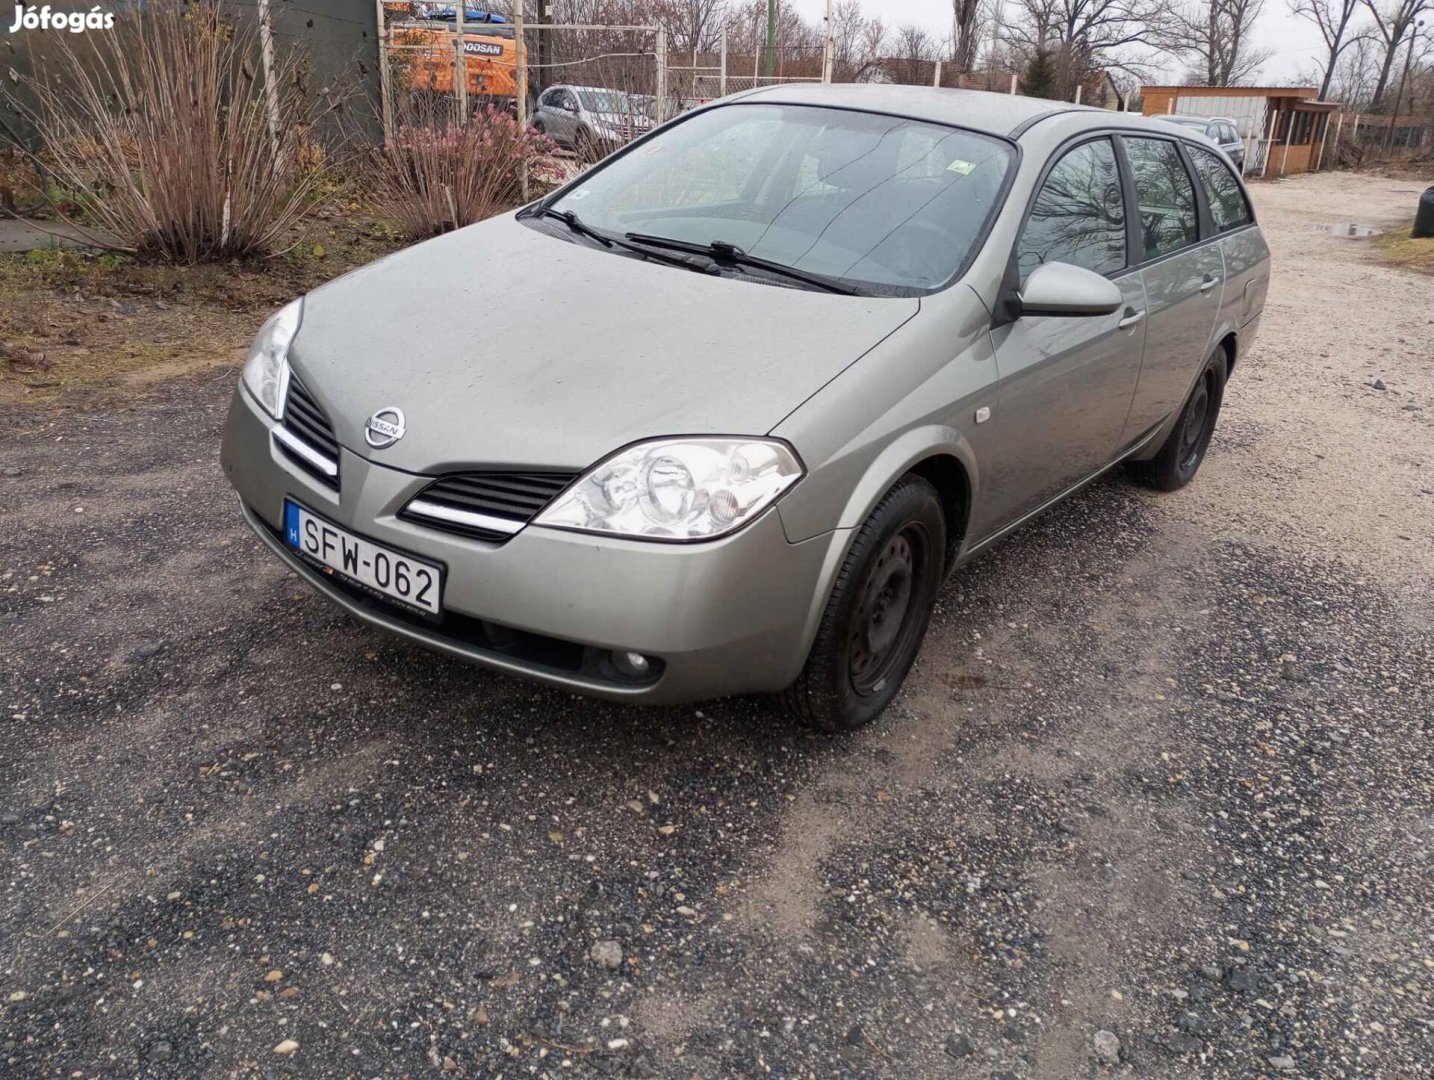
[222,84,1269,731]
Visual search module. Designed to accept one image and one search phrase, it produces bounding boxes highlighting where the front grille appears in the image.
[276,375,340,488]
[401,471,577,542]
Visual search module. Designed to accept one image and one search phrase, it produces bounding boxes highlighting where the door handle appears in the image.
[1118,309,1145,329]
[1200,275,1221,293]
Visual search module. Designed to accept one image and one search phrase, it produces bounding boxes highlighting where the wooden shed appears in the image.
[1141,85,1342,177]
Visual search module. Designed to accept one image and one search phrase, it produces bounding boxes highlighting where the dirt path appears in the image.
[1,173,1431,1079]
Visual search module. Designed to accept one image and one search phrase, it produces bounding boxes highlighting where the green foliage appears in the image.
[1024,49,1058,101]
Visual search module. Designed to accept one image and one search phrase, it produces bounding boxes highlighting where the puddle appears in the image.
[1322,223,1384,237]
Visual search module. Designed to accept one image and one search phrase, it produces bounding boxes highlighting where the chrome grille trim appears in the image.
[274,373,340,488]
[272,425,339,478]
[399,471,578,542]
[404,498,524,536]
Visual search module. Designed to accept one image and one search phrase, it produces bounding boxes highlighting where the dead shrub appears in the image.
[371,98,561,240]
[9,0,346,262]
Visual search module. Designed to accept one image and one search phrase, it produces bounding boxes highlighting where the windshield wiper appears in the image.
[530,207,720,277]
[623,233,860,295]
[533,206,612,247]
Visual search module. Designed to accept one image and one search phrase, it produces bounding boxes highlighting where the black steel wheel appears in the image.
[780,474,947,732]
[1128,349,1227,492]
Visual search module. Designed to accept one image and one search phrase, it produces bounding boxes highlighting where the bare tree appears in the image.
[830,0,887,82]
[954,0,984,69]
[1289,0,1367,98]
[1004,0,1174,93]
[1361,0,1431,108]
[1170,0,1274,85]
[1320,27,1384,104]
[725,0,823,68]
[885,24,940,85]
[655,0,730,52]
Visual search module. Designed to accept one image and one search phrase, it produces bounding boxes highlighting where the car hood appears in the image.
[288,214,919,472]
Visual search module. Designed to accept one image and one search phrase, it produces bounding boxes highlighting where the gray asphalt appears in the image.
[1,375,1431,1079]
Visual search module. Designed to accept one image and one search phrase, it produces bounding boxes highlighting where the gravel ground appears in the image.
[2,172,1432,1079]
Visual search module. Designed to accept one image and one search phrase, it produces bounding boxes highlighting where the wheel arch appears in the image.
[1217,330,1238,378]
[907,453,972,572]
[781,428,981,678]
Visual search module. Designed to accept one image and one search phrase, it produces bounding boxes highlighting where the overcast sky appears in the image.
[787,0,1330,86]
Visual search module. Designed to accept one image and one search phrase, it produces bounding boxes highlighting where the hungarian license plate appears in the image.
[284,499,443,615]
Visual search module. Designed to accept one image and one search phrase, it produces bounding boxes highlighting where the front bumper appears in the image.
[220,387,844,704]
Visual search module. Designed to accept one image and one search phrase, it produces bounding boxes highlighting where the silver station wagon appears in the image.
[222,84,1269,731]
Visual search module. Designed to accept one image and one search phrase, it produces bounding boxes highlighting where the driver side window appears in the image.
[1017,138,1127,283]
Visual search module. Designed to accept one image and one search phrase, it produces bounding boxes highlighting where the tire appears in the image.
[1127,349,1227,492]
[779,475,946,732]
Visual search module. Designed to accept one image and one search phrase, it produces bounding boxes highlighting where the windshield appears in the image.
[543,102,1014,294]
[579,90,636,114]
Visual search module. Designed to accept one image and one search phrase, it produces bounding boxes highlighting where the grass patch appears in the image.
[0,203,409,408]
[1372,225,1434,275]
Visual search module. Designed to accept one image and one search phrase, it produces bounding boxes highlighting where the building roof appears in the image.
[1142,85,1321,96]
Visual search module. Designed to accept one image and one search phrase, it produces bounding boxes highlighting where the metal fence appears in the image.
[374,13,830,152]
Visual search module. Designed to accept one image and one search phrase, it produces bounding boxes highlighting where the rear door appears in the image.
[985,136,1147,529]
[1117,134,1223,443]
[1188,144,1269,329]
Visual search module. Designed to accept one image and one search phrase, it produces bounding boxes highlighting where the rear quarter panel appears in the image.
[1222,226,1271,332]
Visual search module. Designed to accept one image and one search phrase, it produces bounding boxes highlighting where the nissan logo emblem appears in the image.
[364,407,406,449]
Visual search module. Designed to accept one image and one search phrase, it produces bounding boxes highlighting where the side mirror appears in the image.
[1018,261,1123,318]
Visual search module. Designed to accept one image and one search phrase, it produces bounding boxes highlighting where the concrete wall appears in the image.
[1,0,381,150]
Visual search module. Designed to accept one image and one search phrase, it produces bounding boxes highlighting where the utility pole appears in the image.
[375,0,393,146]
[764,0,776,78]
[821,0,833,83]
[454,0,467,121]
[535,0,553,98]
[256,0,284,169]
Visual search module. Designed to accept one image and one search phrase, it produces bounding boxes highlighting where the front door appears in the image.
[984,136,1146,534]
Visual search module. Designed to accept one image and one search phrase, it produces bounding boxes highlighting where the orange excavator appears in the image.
[384,3,519,107]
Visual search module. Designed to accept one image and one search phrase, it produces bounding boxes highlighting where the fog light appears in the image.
[613,650,651,677]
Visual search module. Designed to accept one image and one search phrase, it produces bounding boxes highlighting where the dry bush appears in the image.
[371,99,560,240]
[10,0,346,261]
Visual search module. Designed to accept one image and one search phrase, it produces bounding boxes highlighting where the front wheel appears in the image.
[779,475,946,732]
[1127,350,1227,491]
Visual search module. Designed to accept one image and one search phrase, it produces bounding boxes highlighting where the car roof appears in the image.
[733,83,1077,136]
[725,83,1232,142]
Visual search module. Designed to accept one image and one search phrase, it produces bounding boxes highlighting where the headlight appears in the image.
[241,299,302,418]
[534,437,803,541]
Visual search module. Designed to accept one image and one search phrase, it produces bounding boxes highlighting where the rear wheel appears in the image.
[779,475,946,732]
[1127,350,1227,491]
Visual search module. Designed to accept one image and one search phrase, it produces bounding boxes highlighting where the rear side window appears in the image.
[1189,146,1253,231]
[1016,138,1126,281]
[1124,136,1198,260]
[1221,123,1240,144]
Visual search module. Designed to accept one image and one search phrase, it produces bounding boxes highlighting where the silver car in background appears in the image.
[222,85,1270,731]
[530,84,654,156]
[1158,114,1247,171]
